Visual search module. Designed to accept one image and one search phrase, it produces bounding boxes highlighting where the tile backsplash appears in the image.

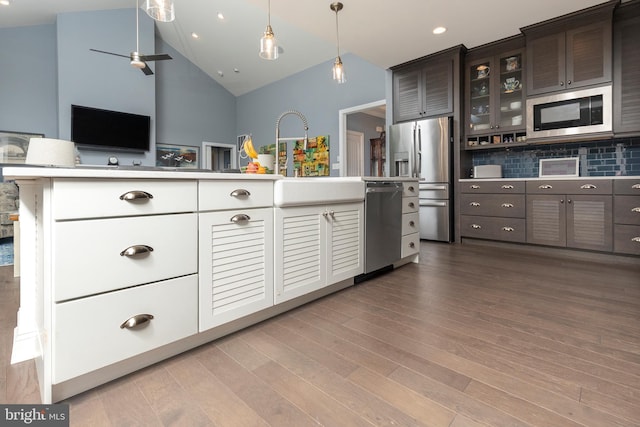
[471,137,640,178]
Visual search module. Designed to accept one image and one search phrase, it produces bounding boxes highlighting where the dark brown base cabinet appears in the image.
[613,179,640,255]
[460,181,526,243]
[460,179,640,257]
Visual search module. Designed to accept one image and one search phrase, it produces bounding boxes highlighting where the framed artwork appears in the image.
[156,143,200,168]
[0,130,44,164]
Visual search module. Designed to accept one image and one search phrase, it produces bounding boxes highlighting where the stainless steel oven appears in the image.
[526,85,612,139]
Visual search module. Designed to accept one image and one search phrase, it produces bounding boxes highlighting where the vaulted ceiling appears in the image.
[0,0,611,96]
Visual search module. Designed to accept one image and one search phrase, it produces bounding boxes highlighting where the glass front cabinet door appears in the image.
[467,49,525,139]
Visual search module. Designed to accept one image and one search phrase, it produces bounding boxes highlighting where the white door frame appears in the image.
[338,99,386,177]
[202,141,237,170]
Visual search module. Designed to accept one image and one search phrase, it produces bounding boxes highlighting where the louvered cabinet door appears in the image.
[326,203,364,285]
[526,195,567,247]
[274,206,326,304]
[198,208,274,331]
[566,195,613,251]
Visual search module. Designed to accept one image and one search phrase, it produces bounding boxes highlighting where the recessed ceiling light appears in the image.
[234,68,240,73]
[217,70,224,77]
[432,26,447,35]
[191,32,199,39]
[217,12,225,20]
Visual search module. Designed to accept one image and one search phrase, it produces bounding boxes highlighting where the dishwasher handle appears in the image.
[366,183,403,194]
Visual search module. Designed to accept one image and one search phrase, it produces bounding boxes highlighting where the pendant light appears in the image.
[330,2,346,84]
[142,0,175,23]
[259,0,279,60]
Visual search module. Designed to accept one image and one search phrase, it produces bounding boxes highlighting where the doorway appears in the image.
[338,99,386,177]
[202,142,237,171]
[346,130,364,176]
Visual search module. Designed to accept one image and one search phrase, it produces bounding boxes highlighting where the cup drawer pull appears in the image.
[632,207,640,213]
[120,314,154,330]
[471,224,481,229]
[632,184,640,189]
[119,190,154,201]
[120,245,154,257]
[632,237,640,243]
[580,184,597,190]
[501,185,514,189]
[230,189,251,197]
[502,227,515,232]
[538,185,553,190]
[470,202,480,207]
[230,214,251,223]
[501,203,514,208]
[470,185,480,189]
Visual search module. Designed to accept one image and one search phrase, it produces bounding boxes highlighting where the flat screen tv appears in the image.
[71,104,151,152]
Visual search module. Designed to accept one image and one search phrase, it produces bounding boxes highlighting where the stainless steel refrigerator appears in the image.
[389,116,452,242]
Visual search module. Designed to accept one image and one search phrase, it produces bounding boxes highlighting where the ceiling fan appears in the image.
[90,1,172,75]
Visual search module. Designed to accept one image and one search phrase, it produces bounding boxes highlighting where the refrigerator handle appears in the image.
[417,125,422,177]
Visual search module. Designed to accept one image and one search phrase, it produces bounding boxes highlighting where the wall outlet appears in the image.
[332,163,340,170]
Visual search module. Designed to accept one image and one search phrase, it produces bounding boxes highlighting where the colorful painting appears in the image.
[155,144,199,168]
[293,135,329,177]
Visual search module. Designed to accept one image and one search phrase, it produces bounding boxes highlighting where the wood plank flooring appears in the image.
[2,241,640,426]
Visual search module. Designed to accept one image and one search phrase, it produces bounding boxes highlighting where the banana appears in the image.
[243,136,258,159]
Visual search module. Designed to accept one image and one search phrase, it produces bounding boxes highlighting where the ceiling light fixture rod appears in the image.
[330,2,346,84]
[259,0,279,60]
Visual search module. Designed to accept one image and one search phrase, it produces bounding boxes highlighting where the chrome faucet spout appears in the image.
[275,110,309,175]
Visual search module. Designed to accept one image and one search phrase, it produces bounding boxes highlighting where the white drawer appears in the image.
[53,179,197,220]
[401,233,420,258]
[402,196,418,213]
[199,180,273,211]
[53,275,198,383]
[402,212,419,236]
[403,181,419,198]
[53,213,197,301]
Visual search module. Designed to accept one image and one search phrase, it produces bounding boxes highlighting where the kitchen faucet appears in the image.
[275,110,309,176]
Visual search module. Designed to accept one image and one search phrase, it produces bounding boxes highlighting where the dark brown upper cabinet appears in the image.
[391,50,456,123]
[522,1,617,96]
[613,0,640,135]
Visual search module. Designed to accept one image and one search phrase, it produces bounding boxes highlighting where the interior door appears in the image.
[346,130,364,176]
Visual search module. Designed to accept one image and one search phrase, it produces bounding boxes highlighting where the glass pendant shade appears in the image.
[142,0,175,22]
[259,25,279,60]
[333,56,346,84]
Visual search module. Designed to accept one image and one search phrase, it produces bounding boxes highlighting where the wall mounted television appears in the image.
[71,104,151,152]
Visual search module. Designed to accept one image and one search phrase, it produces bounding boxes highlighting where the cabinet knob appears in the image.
[501,227,515,232]
[568,199,572,204]
[495,125,500,129]
[560,81,565,86]
[580,184,597,190]
[471,224,481,229]
[470,202,481,207]
[501,203,514,208]
[567,80,572,85]
[119,190,153,201]
[408,186,415,192]
[501,185,514,189]
[120,245,154,257]
[409,242,415,248]
[409,221,415,227]
[120,314,154,330]
[408,202,415,208]
[230,189,251,197]
[538,185,553,190]
[230,214,251,223]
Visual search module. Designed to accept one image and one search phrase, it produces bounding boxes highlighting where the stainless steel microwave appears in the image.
[526,85,612,139]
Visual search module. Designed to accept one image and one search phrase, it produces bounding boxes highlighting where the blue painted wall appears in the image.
[236,53,386,176]
[0,25,58,138]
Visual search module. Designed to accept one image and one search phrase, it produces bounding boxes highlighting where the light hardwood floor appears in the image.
[2,241,640,426]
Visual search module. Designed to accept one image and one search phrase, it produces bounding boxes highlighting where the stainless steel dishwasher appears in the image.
[362,181,404,274]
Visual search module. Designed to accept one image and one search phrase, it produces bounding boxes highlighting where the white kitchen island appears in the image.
[3,166,370,403]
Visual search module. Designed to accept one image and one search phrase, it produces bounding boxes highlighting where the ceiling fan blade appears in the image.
[140,63,154,75]
[89,48,129,59]
[139,53,172,62]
